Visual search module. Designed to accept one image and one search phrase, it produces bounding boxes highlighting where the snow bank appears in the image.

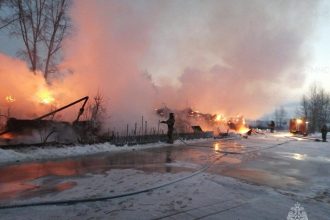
[0,138,213,166]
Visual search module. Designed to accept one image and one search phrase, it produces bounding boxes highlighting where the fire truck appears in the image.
[289,118,308,136]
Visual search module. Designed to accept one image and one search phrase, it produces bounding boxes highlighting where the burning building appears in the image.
[0,96,99,145]
[155,107,250,136]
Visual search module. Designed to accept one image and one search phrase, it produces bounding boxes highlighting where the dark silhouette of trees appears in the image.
[274,106,287,129]
[300,84,330,132]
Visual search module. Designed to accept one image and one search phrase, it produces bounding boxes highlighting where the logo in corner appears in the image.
[287,202,308,220]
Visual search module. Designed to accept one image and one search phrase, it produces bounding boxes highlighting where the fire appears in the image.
[0,132,14,140]
[237,126,250,134]
[37,89,55,104]
[5,95,15,103]
[215,114,223,122]
[155,105,253,135]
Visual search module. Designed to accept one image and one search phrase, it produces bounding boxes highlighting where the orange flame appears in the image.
[36,89,55,105]
[215,114,222,121]
[0,133,14,140]
[237,126,250,134]
[5,95,15,103]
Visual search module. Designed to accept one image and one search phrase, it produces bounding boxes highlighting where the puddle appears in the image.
[220,168,304,189]
[0,145,210,201]
[213,142,244,153]
[278,152,330,163]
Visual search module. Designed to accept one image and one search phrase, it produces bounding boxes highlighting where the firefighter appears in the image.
[321,124,328,142]
[269,120,275,133]
[161,113,175,144]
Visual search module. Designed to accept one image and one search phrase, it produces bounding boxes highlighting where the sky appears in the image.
[0,0,330,124]
[303,0,330,91]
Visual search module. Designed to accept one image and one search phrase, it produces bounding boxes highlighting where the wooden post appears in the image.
[134,122,137,136]
[141,116,144,135]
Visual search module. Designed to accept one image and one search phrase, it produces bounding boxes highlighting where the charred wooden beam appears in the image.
[0,96,89,136]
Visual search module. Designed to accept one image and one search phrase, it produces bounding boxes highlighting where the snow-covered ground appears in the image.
[0,132,329,219]
[0,131,326,166]
[0,138,212,166]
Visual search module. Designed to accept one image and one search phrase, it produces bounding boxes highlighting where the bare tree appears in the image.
[42,0,70,79]
[279,106,287,128]
[300,84,330,132]
[83,92,107,133]
[300,95,309,119]
[90,92,106,126]
[0,0,71,81]
[274,106,287,129]
[274,108,280,128]
[317,88,330,126]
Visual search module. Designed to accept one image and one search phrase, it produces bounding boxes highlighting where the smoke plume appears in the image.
[0,0,321,129]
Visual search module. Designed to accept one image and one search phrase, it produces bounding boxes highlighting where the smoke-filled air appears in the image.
[0,0,320,128]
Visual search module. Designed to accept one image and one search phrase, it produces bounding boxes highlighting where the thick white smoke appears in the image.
[0,0,321,130]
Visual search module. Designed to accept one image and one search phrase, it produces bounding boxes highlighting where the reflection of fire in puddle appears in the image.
[214,143,221,151]
[0,146,208,201]
[0,182,39,200]
[55,181,76,191]
[0,181,77,201]
[220,157,241,164]
[278,152,330,163]
[20,181,77,200]
[213,142,244,154]
[221,168,304,189]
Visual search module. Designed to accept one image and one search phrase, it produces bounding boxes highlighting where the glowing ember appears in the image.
[5,95,15,103]
[0,133,14,140]
[37,89,55,104]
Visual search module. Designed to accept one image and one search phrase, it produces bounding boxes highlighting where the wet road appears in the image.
[0,135,330,219]
[0,141,216,202]
[0,139,254,203]
[0,137,304,202]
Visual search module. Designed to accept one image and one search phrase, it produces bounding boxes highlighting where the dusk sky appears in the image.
[1,0,330,123]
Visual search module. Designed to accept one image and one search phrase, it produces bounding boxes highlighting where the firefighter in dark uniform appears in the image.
[269,120,275,133]
[161,113,175,144]
[321,124,328,142]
